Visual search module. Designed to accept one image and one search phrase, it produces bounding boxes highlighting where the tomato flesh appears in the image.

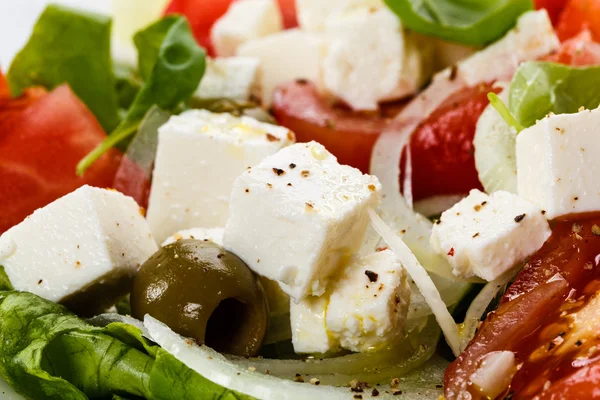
[556,0,600,42]
[276,0,298,28]
[272,80,389,173]
[535,0,569,25]
[445,215,600,399]
[0,70,9,98]
[0,85,121,234]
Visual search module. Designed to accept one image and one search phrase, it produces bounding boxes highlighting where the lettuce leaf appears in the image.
[7,4,119,132]
[77,15,206,176]
[384,0,533,45]
[0,291,253,400]
[509,61,600,128]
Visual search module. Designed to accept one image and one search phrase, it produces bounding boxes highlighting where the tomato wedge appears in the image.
[445,215,600,399]
[0,70,9,98]
[0,85,121,234]
[545,29,600,65]
[276,0,298,28]
[555,0,600,42]
[272,80,389,173]
[164,0,233,56]
[535,0,569,25]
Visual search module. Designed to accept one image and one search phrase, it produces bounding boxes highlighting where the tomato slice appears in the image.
[272,80,389,173]
[164,0,233,56]
[556,0,600,42]
[535,0,569,25]
[0,70,9,98]
[445,215,600,399]
[276,0,298,28]
[545,29,600,65]
[0,85,121,234]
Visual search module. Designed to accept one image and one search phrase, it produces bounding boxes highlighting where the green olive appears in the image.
[131,239,269,357]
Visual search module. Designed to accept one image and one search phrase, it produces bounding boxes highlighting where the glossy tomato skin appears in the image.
[272,80,389,173]
[0,85,121,234]
[445,215,600,399]
[164,0,233,56]
[556,0,600,41]
[405,83,499,200]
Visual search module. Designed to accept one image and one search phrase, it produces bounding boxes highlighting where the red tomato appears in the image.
[405,83,499,200]
[0,85,121,234]
[535,0,569,25]
[276,0,298,28]
[545,29,600,65]
[164,0,233,56]
[445,215,600,399]
[113,157,151,209]
[0,70,9,98]
[272,80,390,173]
[556,0,600,41]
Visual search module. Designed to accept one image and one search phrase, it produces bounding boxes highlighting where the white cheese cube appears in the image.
[321,7,405,110]
[162,227,224,247]
[223,141,381,301]
[290,295,339,354]
[147,110,295,243]
[457,10,559,86]
[195,57,261,102]
[295,0,383,33]
[430,189,551,281]
[326,250,410,352]
[517,108,600,219]
[211,0,283,57]
[237,29,325,108]
[0,186,158,305]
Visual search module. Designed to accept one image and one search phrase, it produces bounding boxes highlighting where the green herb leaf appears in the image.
[77,15,206,176]
[0,267,13,291]
[7,4,119,132]
[487,92,524,133]
[0,291,254,400]
[384,0,533,45]
[114,63,143,114]
[509,61,600,128]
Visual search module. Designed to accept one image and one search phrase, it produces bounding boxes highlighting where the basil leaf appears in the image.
[7,4,119,132]
[509,61,600,128]
[0,291,253,400]
[77,15,206,176]
[384,0,533,45]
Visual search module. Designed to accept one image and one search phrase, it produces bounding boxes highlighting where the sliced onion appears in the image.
[403,142,414,210]
[408,274,472,321]
[228,316,438,386]
[413,194,465,218]
[459,269,516,352]
[368,209,461,357]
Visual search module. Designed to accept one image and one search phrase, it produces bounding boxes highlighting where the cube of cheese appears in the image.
[195,57,261,102]
[146,110,295,243]
[162,227,224,247]
[321,6,406,110]
[517,108,600,219]
[296,0,383,33]
[237,29,325,108]
[0,186,158,311]
[326,249,410,352]
[223,141,381,301]
[290,295,339,354]
[211,0,283,57]
[430,189,551,281]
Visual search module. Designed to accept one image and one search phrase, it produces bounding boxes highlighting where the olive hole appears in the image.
[205,298,251,354]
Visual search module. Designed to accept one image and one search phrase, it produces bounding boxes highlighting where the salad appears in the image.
[1,0,600,399]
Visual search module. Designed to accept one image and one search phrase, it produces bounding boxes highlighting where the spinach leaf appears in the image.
[7,4,119,132]
[509,61,600,128]
[0,267,13,291]
[77,15,206,176]
[384,0,533,45]
[0,291,253,400]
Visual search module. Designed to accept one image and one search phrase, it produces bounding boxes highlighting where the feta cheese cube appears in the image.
[195,57,261,102]
[517,108,600,219]
[295,0,383,33]
[162,227,224,247]
[223,141,381,301]
[326,250,410,352]
[0,186,158,309]
[321,7,405,110]
[147,110,295,243]
[237,29,325,107]
[430,189,551,281]
[211,0,283,57]
[290,295,339,354]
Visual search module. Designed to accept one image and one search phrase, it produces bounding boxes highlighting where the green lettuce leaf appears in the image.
[0,291,253,400]
[77,15,206,176]
[0,267,13,291]
[7,4,119,132]
[509,61,600,128]
[384,0,533,45]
